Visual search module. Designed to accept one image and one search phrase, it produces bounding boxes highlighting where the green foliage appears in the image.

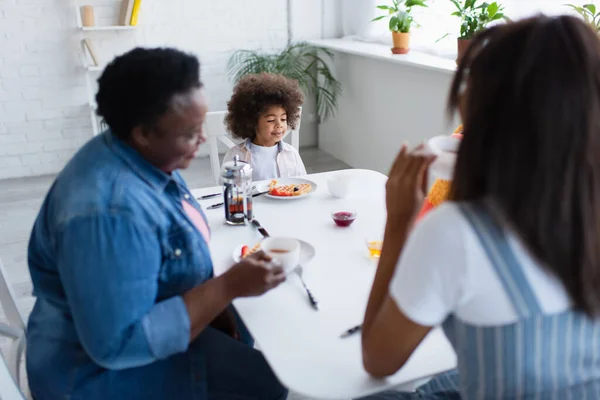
[449,0,506,39]
[227,42,341,123]
[372,0,428,33]
[564,3,600,32]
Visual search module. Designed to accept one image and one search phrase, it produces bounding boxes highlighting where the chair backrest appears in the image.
[205,111,238,185]
[0,256,26,390]
[0,353,25,400]
[205,107,303,185]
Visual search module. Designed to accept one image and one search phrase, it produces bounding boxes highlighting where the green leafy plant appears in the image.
[450,0,506,39]
[227,42,341,123]
[372,0,428,33]
[564,3,600,32]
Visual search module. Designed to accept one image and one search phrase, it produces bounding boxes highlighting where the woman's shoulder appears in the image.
[420,202,572,321]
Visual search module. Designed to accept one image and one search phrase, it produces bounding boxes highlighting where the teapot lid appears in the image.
[221,154,252,179]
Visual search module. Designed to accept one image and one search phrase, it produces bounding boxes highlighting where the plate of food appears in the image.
[258,178,317,200]
[232,239,316,274]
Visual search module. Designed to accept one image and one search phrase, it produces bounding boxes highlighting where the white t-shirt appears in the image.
[389,203,572,327]
[247,142,280,181]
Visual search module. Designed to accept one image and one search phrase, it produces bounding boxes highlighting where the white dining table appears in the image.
[191,169,457,400]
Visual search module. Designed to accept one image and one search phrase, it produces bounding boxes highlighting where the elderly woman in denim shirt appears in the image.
[26,48,287,400]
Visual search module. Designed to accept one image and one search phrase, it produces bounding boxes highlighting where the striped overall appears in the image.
[363,203,600,399]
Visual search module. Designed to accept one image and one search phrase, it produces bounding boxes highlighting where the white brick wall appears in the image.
[0,0,326,180]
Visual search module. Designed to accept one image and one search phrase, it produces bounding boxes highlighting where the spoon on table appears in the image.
[293,265,319,311]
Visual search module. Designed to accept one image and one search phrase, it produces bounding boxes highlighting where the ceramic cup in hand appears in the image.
[425,135,460,181]
[261,237,300,273]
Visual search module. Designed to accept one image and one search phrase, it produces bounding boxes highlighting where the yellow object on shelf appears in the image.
[130,0,142,26]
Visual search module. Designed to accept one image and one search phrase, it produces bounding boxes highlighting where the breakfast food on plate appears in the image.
[416,124,463,221]
[268,180,312,197]
[241,242,261,258]
[241,245,249,257]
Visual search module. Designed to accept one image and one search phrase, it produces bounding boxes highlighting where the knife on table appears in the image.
[250,218,270,238]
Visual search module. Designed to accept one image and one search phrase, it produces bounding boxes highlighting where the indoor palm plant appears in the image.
[565,3,600,33]
[450,0,506,63]
[372,0,428,54]
[227,42,341,123]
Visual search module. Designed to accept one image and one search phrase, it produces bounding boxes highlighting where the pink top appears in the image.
[182,200,210,243]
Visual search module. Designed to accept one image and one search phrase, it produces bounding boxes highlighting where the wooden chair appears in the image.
[206,107,302,185]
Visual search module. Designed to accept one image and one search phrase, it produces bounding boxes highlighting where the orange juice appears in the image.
[366,240,383,259]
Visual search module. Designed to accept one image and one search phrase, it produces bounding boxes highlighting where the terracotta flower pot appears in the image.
[456,38,472,65]
[391,32,410,54]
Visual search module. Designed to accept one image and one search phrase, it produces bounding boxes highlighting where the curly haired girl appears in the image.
[222,73,306,181]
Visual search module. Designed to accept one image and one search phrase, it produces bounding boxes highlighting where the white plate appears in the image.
[257,178,318,200]
[232,239,316,274]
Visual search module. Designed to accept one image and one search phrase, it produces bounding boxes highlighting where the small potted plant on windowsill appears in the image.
[449,0,506,64]
[372,0,428,55]
[565,3,600,33]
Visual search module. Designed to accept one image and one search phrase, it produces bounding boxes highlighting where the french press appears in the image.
[221,155,253,225]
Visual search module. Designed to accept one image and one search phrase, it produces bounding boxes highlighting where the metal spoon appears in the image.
[295,266,319,311]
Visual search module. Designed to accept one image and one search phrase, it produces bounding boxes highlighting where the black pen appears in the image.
[197,193,220,200]
[340,324,362,338]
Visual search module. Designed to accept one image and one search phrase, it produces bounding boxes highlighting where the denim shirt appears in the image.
[26,131,213,395]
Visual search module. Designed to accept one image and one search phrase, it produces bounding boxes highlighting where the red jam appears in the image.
[333,211,356,227]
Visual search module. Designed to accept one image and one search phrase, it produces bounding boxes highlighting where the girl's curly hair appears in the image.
[225,73,304,140]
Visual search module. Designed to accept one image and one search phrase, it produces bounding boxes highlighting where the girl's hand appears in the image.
[385,144,436,228]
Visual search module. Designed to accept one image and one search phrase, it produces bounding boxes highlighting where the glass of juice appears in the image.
[365,238,383,259]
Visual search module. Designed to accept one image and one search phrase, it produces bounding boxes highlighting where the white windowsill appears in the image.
[307,38,457,75]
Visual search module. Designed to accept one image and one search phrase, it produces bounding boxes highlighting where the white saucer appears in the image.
[232,239,316,274]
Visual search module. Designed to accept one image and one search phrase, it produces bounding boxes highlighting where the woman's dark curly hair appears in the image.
[225,73,304,140]
[96,47,201,139]
[449,15,600,316]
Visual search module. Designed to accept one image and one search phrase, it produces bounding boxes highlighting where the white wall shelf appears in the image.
[75,5,138,31]
[80,25,137,31]
[75,2,136,136]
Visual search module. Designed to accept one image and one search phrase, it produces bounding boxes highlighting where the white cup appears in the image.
[426,135,460,180]
[327,173,351,198]
[261,237,300,272]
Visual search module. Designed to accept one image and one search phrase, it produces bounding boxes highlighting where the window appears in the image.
[349,0,587,59]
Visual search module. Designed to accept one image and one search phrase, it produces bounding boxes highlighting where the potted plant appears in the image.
[449,0,506,64]
[372,0,428,54]
[227,42,341,123]
[565,3,600,33]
